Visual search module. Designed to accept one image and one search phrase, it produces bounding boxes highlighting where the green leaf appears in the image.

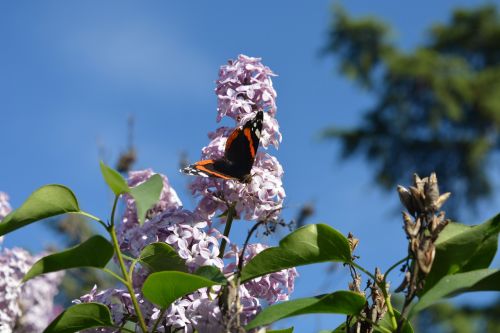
[240,224,351,283]
[245,291,365,330]
[138,242,187,273]
[99,161,130,196]
[142,271,224,308]
[376,310,413,333]
[129,174,163,225]
[412,268,500,314]
[0,185,80,236]
[326,310,413,333]
[24,235,114,282]
[194,265,227,284]
[424,214,500,292]
[267,328,294,333]
[43,303,113,333]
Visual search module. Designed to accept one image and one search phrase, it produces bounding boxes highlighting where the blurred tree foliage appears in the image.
[415,298,500,333]
[322,5,500,213]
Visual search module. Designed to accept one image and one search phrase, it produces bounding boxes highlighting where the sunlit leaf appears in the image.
[24,235,113,282]
[99,161,130,196]
[142,271,223,308]
[245,291,365,330]
[424,214,500,292]
[241,224,351,283]
[0,185,80,236]
[413,268,500,314]
[129,174,163,225]
[43,303,113,333]
[139,242,187,273]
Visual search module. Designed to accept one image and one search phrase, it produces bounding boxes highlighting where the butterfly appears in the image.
[182,111,263,182]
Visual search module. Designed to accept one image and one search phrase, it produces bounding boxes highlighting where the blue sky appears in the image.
[1,1,498,332]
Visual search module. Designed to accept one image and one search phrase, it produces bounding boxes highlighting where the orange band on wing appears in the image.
[225,128,241,150]
[194,160,236,180]
[243,128,256,157]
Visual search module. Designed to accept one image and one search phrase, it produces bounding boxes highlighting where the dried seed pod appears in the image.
[409,186,425,213]
[417,240,435,274]
[424,173,440,211]
[348,232,360,253]
[436,192,451,210]
[398,186,415,215]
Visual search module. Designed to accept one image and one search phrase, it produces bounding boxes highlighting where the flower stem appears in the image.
[381,281,398,331]
[218,204,236,259]
[107,195,149,333]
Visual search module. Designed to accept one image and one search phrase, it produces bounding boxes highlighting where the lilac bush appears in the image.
[74,54,296,332]
[1,54,499,333]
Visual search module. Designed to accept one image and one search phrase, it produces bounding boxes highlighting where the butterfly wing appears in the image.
[182,111,263,182]
[182,159,238,180]
[224,111,263,166]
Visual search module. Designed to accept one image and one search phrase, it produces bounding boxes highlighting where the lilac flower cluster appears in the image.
[78,55,296,332]
[0,247,63,333]
[0,192,12,245]
[191,55,285,221]
[216,54,281,148]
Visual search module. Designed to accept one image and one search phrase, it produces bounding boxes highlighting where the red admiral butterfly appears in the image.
[182,111,263,182]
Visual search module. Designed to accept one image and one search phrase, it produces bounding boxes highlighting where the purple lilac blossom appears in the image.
[0,248,63,333]
[117,169,182,246]
[0,192,12,245]
[224,243,298,305]
[216,54,280,148]
[79,55,297,332]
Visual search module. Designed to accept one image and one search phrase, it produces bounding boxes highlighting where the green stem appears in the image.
[110,194,120,227]
[102,268,128,285]
[110,225,148,333]
[381,281,398,331]
[107,194,148,333]
[77,211,108,230]
[384,256,409,279]
[218,204,236,259]
[350,262,376,281]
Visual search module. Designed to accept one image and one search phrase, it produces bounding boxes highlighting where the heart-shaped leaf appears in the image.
[129,174,163,225]
[240,224,351,283]
[99,161,130,196]
[245,291,365,330]
[142,271,225,308]
[413,268,500,314]
[0,185,80,236]
[139,242,187,273]
[43,303,113,333]
[424,214,500,293]
[24,235,114,282]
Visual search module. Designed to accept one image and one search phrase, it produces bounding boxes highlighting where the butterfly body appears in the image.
[182,111,263,182]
